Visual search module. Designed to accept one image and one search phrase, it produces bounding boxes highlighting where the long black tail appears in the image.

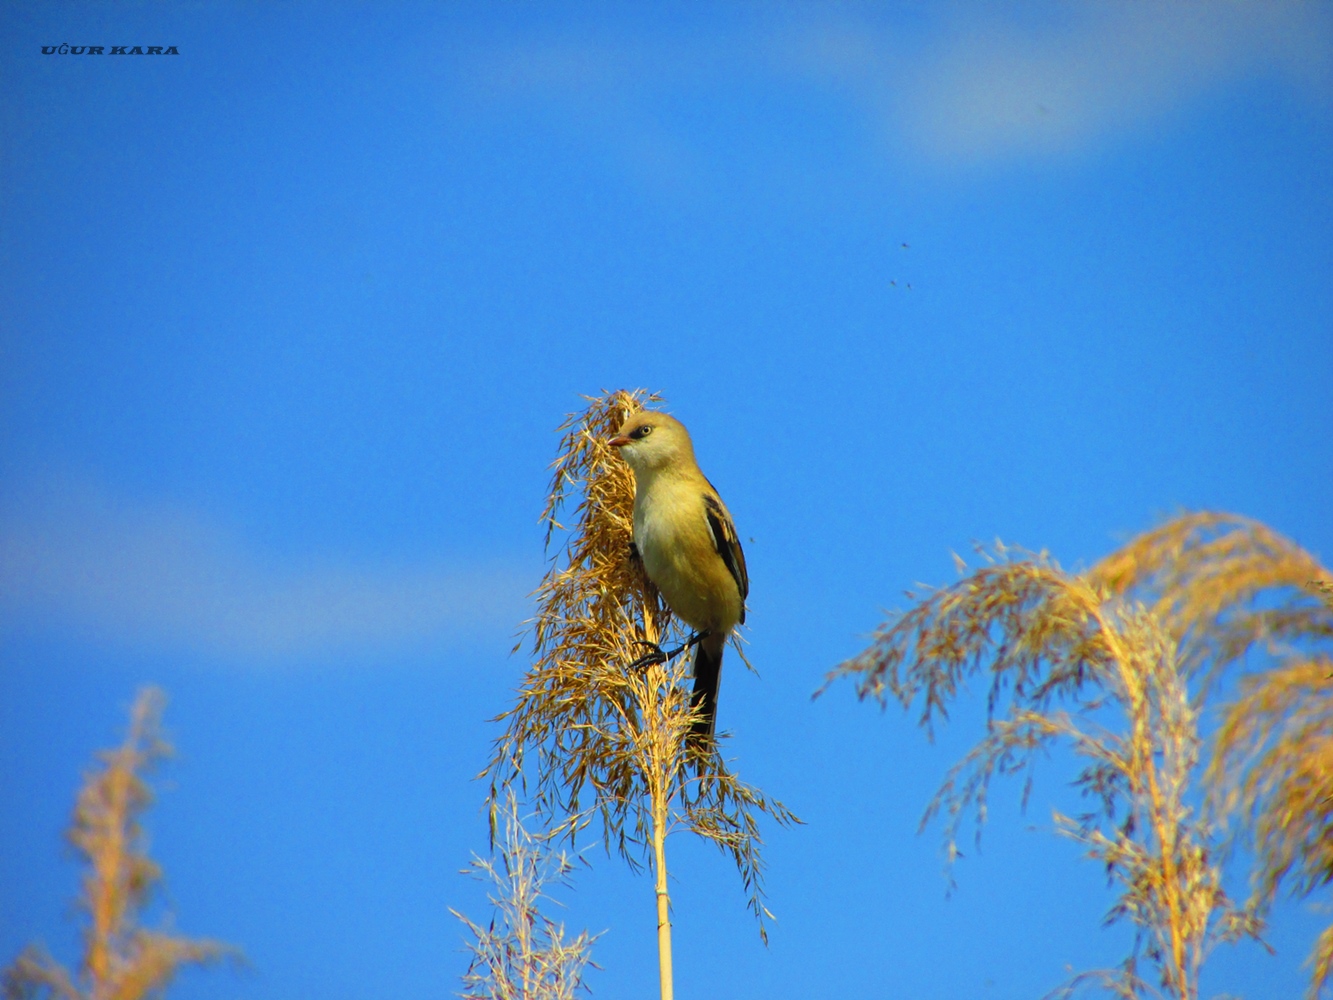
[688,635,724,755]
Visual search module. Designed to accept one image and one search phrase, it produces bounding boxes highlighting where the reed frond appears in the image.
[3,688,235,1000]
[1089,511,1333,997]
[1206,655,1333,998]
[1313,925,1333,1000]
[485,390,797,945]
[823,545,1110,730]
[452,788,598,1000]
[1087,512,1333,690]
[828,548,1258,1000]
[3,949,80,1000]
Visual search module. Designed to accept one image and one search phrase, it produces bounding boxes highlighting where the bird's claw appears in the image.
[626,631,710,671]
[627,642,668,671]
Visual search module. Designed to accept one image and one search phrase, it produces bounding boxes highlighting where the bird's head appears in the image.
[609,411,695,474]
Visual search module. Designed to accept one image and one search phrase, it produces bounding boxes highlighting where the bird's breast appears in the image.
[633,482,742,634]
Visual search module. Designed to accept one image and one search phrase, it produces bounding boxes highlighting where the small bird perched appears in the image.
[609,411,748,751]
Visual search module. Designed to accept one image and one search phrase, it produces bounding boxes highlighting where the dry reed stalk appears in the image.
[485,390,797,1000]
[1089,512,1333,998]
[3,688,233,1000]
[452,788,598,1000]
[825,546,1258,1000]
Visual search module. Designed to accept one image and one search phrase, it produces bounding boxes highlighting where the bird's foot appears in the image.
[627,641,668,671]
[627,631,710,671]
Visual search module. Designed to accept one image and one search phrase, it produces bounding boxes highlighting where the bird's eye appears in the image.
[634,425,653,439]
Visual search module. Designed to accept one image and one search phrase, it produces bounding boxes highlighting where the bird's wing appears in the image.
[702,491,748,621]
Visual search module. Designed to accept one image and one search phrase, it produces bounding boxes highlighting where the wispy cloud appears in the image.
[0,474,530,662]
[887,1,1332,162]
[452,3,1331,179]
[458,32,731,193]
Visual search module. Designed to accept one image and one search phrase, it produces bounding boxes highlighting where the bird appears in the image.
[609,411,748,752]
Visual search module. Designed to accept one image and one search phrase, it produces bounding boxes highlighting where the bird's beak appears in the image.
[608,435,631,448]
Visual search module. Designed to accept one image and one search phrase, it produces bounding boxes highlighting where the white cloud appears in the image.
[453,4,1331,179]
[458,32,725,194]
[787,1,1332,162]
[0,474,530,662]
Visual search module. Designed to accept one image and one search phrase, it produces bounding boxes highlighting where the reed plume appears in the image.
[3,688,234,1000]
[1091,512,1333,998]
[485,390,796,1000]
[826,545,1259,1000]
[452,788,597,1000]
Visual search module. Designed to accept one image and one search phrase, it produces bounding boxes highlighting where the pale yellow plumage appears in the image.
[610,411,747,744]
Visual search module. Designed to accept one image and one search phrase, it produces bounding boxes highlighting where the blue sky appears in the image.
[2,3,1331,998]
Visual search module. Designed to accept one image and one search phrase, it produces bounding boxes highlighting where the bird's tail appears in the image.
[687,634,724,761]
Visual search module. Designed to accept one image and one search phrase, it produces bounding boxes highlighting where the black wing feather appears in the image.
[703,492,748,624]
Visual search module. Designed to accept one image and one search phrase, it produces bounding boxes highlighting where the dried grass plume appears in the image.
[484,390,796,999]
[452,788,597,1000]
[3,688,235,1000]
[1091,512,1333,998]
[826,544,1259,1000]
